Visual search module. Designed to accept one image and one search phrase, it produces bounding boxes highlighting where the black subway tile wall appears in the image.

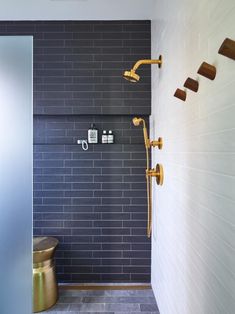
[0,21,151,115]
[0,21,151,282]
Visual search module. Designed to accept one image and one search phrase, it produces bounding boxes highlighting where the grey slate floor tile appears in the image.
[43,288,160,313]
[69,303,105,312]
[104,303,140,311]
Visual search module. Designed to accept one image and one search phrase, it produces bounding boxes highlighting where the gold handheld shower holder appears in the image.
[132,117,163,150]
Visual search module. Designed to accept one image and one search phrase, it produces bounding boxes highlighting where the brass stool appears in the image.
[33,237,59,312]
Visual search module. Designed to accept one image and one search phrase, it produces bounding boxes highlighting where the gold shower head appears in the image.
[123,55,162,83]
[123,70,140,83]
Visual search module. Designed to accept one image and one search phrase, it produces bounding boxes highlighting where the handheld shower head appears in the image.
[133,117,148,149]
[132,117,144,126]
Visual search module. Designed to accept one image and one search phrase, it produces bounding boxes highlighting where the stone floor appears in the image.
[44,287,160,313]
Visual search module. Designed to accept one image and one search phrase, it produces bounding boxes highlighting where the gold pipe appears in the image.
[149,175,153,235]
[145,137,151,238]
[144,125,152,238]
[146,173,153,238]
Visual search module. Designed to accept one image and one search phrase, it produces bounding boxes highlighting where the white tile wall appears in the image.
[151,1,235,313]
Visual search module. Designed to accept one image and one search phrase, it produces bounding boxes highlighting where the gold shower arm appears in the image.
[123,54,162,82]
[132,57,162,71]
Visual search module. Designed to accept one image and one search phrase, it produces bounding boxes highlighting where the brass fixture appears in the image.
[123,55,162,82]
[146,164,164,186]
[151,138,163,150]
[132,117,164,238]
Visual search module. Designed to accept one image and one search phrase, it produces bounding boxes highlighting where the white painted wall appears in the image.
[0,0,155,20]
[151,0,235,313]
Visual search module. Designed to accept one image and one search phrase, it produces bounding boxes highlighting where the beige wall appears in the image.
[151,1,235,313]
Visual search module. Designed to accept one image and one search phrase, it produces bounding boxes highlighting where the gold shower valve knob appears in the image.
[146,164,164,185]
[150,137,163,149]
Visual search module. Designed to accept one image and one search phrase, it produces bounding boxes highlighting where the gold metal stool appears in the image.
[33,237,59,312]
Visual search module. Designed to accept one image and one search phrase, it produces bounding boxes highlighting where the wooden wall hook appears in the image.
[218,38,235,60]
[183,77,199,92]
[174,88,186,101]
[197,62,216,80]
